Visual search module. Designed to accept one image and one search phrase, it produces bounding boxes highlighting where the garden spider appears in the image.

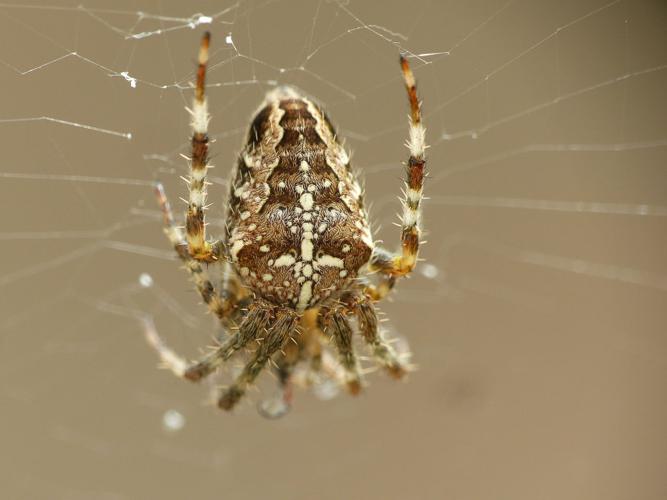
[145,32,426,414]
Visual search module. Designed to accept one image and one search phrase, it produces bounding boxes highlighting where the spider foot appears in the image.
[183,363,209,382]
[218,386,244,411]
[345,376,363,396]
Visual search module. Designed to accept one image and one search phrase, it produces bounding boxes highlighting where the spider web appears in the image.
[0,1,665,499]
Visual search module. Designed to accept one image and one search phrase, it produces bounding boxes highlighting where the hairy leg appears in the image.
[287,312,348,390]
[256,340,300,418]
[360,260,397,301]
[184,31,220,262]
[259,312,341,418]
[143,300,273,382]
[319,308,362,395]
[154,183,237,322]
[354,297,409,379]
[218,309,299,410]
[369,56,426,279]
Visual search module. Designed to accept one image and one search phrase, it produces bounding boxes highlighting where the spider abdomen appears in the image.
[225,87,373,311]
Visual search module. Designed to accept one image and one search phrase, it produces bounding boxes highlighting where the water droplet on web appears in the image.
[420,262,439,279]
[257,395,291,419]
[313,379,340,401]
[162,409,186,432]
[139,273,154,288]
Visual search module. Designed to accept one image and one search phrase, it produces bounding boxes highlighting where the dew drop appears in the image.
[257,395,291,419]
[420,263,439,280]
[162,409,186,432]
[139,273,154,288]
[313,379,340,401]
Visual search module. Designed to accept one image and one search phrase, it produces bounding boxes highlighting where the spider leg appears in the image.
[319,308,362,395]
[360,264,397,301]
[257,340,300,418]
[184,31,220,263]
[259,312,342,418]
[284,311,348,390]
[299,308,325,375]
[218,308,299,411]
[154,182,237,322]
[143,300,272,382]
[263,311,324,403]
[354,296,409,379]
[369,56,426,280]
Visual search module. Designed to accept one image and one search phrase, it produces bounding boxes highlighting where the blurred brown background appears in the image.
[1,1,666,499]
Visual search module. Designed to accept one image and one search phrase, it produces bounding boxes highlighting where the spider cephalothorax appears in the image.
[145,32,427,414]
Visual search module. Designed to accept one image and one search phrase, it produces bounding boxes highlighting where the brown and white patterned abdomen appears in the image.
[224,88,373,311]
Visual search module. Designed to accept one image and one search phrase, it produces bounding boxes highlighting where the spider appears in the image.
[144,32,427,414]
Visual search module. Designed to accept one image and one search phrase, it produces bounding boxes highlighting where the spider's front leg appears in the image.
[369,56,426,284]
[318,307,363,395]
[154,182,237,322]
[259,311,347,418]
[217,308,299,411]
[184,31,221,263]
[256,336,300,419]
[143,299,273,382]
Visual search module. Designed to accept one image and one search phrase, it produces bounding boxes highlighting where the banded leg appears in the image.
[370,56,426,277]
[319,309,362,395]
[275,340,300,401]
[360,255,397,301]
[154,183,236,322]
[143,301,272,382]
[363,275,396,301]
[355,298,408,379]
[218,309,298,410]
[257,341,301,419]
[185,31,220,262]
